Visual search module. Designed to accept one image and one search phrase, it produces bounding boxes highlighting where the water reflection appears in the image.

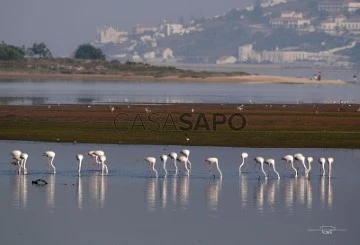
[144,176,191,211]
[254,180,266,213]
[159,178,168,209]
[46,175,55,209]
[76,177,83,209]
[319,176,333,209]
[179,176,190,209]
[89,173,107,208]
[205,179,222,211]
[11,175,28,209]
[239,175,248,208]
[254,179,280,213]
[145,178,157,212]
[171,176,178,206]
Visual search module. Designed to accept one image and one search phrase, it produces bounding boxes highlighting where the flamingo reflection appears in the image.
[205,179,222,211]
[12,175,28,209]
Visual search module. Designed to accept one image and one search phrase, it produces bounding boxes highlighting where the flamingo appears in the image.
[144,157,158,178]
[293,153,304,171]
[19,153,28,175]
[294,154,308,175]
[10,150,22,174]
[99,155,108,175]
[76,154,84,176]
[281,155,297,177]
[168,152,178,175]
[180,149,192,172]
[327,157,334,177]
[87,151,98,168]
[254,157,267,179]
[319,157,326,176]
[265,159,280,179]
[239,152,249,174]
[205,157,222,179]
[42,151,56,174]
[306,157,314,177]
[177,155,190,176]
[160,155,168,177]
[88,150,104,170]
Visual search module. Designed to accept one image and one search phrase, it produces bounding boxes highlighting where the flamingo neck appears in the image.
[78,159,82,174]
[301,159,308,171]
[214,161,222,179]
[50,158,56,173]
[152,163,158,178]
[173,159,178,171]
[163,160,167,176]
[272,165,280,179]
[260,162,267,179]
[239,157,245,172]
[290,160,298,177]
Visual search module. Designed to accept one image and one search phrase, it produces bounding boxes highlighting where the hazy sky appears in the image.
[1,0,253,56]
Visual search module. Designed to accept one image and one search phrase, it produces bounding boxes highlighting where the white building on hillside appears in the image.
[270,11,311,28]
[320,14,360,35]
[261,0,287,8]
[318,0,360,12]
[96,26,128,44]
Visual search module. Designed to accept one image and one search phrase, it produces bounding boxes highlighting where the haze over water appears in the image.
[0,76,359,105]
[0,140,358,244]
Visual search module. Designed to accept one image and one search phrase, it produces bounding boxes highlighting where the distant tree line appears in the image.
[0,41,25,60]
[1,41,106,61]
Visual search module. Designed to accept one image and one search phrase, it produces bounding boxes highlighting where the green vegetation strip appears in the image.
[1,114,360,148]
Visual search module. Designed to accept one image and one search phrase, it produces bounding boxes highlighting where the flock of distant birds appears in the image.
[9,149,334,180]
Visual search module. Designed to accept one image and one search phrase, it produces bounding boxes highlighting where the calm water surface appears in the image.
[0,78,360,105]
[0,140,358,244]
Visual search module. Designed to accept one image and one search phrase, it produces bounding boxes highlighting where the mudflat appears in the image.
[1,103,359,148]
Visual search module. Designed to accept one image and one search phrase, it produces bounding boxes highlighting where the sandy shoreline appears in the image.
[0,71,347,84]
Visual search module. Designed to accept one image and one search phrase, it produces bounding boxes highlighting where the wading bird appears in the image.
[327,157,334,177]
[293,153,304,171]
[281,155,297,177]
[205,157,222,179]
[294,154,308,176]
[42,151,56,174]
[10,150,22,174]
[177,155,190,176]
[160,154,168,177]
[319,157,326,176]
[239,152,249,174]
[76,154,84,176]
[144,157,158,178]
[254,157,267,179]
[180,149,192,172]
[19,153,28,175]
[168,152,178,175]
[265,159,280,179]
[99,155,108,175]
[306,157,314,177]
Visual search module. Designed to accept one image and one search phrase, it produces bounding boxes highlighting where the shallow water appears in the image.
[0,140,358,244]
[0,79,360,105]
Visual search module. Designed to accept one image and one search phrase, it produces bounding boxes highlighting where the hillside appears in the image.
[97,0,360,66]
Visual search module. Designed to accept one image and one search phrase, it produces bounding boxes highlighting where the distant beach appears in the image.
[0,71,348,84]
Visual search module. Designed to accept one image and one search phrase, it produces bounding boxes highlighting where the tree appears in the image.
[27,42,52,58]
[0,42,25,60]
[73,44,105,60]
